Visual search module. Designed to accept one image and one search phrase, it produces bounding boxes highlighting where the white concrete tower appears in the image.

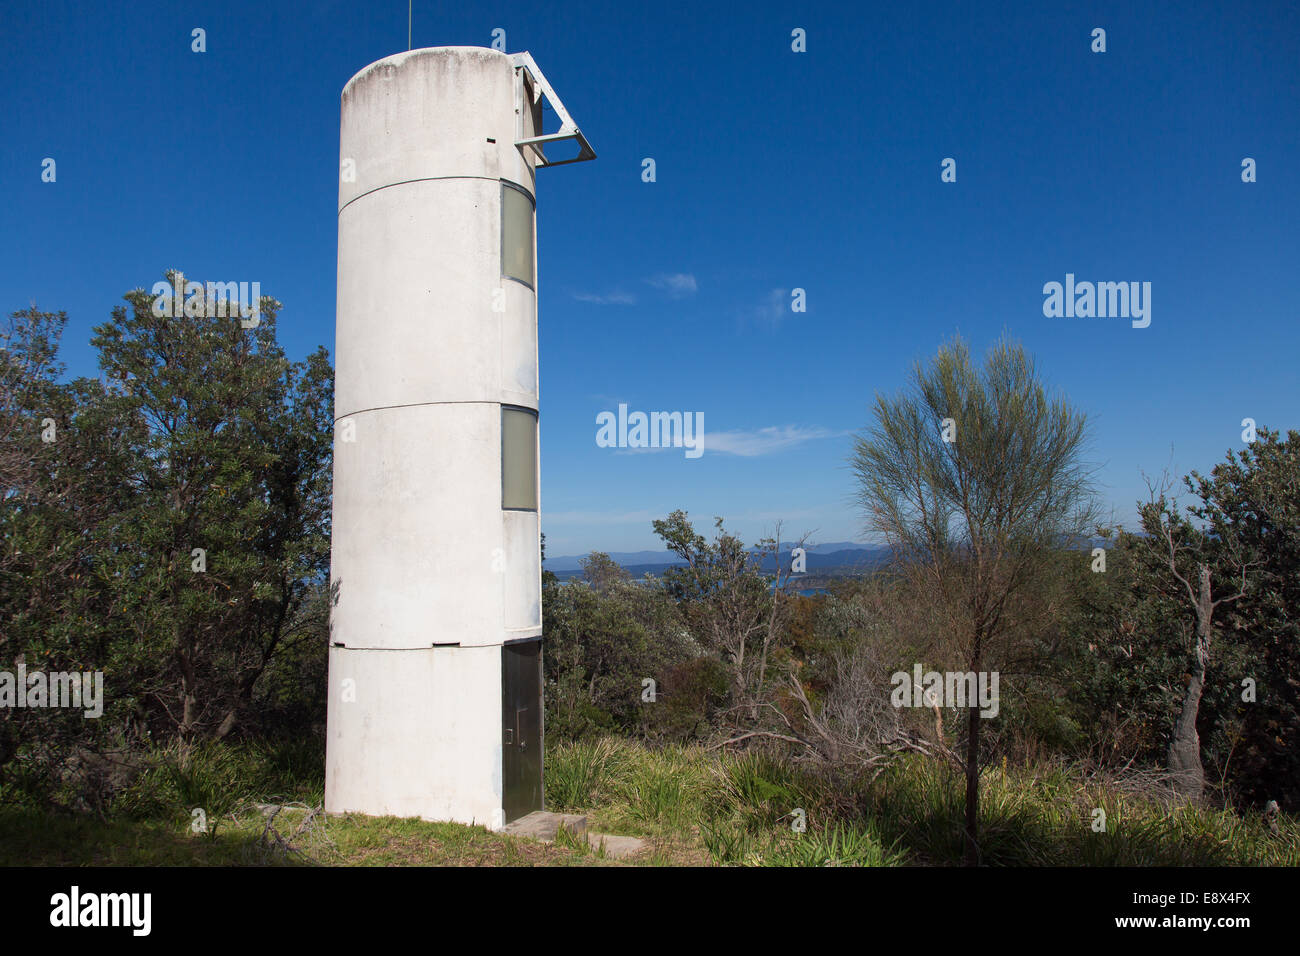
[325,47,594,828]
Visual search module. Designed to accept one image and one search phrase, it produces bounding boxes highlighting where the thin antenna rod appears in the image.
[407,1,412,50]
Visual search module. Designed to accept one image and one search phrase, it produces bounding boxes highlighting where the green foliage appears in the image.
[84,275,334,742]
[641,655,730,742]
[716,752,812,827]
[1126,429,1300,807]
[848,335,1100,862]
[112,736,325,831]
[6,280,1297,857]
[768,823,906,867]
[542,555,692,740]
[5,736,1298,867]
[1185,429,1300,807]
[546,737,714,837]
[859,754,1299,866]
[649,511,803,740]
[545,738,619,809]
[0,277,333,807]
[652,512,774,683]
[850,336,1097,572]
[1007,534,1186,766]
[1,308,143,793]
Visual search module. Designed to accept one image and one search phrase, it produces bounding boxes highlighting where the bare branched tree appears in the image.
[655,512,791,725]
[1139,471,1252,797]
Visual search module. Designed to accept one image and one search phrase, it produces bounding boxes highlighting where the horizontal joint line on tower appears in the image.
[335,400,537,424]
[338,175,533,215]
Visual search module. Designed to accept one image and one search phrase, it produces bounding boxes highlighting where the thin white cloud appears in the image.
[704,425,846,457]
[754,288,788,329]
[646,273,698,298]
[572,290,637,305]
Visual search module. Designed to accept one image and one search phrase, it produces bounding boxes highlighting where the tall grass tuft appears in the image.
[545,738,619,810]
[771,823,907,867]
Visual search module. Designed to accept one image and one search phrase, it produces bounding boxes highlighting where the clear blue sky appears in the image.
[3,0,1297,557]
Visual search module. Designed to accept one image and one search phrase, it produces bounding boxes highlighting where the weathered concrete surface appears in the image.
[586,832,648,860]
[501,811,588,841]
[326,46,544,827]
[324,644,501,827]
[500,812,649,860]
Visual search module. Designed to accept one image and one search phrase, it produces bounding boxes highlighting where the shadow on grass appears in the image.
[0,808,312,866]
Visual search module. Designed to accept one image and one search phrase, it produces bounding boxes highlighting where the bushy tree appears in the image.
[88,272,333,742]
[653,511,789,728]
[0,307,141,802]
[542,553,690,739]
[849,336,1098,865]
[0,275,334,808]
[1125,430,1298,805]
[1199,429,1300,807]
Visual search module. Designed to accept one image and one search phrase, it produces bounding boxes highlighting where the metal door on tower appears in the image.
[502,638,542,822]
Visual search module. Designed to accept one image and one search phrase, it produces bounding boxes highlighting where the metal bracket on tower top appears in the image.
[509,51,596,167]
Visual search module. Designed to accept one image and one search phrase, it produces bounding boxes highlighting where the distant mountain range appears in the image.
[546,542,892,581]
[546,535,1115,582]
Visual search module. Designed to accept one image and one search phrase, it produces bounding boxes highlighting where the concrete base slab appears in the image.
[500,812,647,860]
[500,811,588,842]
[586,832,647,860]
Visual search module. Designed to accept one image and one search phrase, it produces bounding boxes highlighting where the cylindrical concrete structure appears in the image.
[326,47,548,828]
